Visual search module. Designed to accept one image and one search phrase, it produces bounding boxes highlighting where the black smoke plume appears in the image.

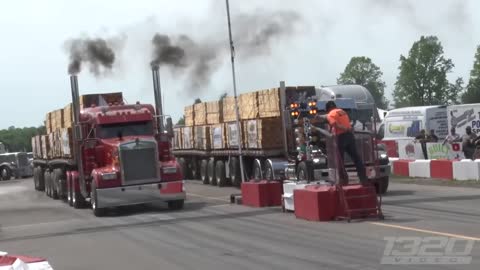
[65,37,117,76]
[150,9,303,92]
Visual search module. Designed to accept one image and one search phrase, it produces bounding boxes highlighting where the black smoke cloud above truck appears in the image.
[65,35,126,76]
[150,9,303,92]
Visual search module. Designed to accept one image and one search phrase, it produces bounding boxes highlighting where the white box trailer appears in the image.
[447,103,480,137]
[383,105,448,140]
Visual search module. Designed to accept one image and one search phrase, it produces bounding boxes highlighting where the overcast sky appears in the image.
[0,0,479,129]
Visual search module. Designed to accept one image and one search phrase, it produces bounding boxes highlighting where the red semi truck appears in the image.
[31,67,186,216]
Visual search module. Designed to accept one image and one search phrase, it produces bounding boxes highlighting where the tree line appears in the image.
[0,126,45,153]
[338,35,480,109]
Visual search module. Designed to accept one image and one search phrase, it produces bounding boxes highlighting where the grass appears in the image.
[390,175,480,188]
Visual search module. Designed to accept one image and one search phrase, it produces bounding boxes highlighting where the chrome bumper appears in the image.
[96,181,186,208]
[314,164,391,182]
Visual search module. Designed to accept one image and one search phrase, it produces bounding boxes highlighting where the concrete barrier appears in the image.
[409,160,431,178]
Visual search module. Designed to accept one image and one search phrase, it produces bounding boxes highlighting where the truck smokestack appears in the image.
[69,75,86,196]
[151,65,164,133]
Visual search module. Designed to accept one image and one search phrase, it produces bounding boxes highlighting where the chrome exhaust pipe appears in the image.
[151,65,164,133]
[69,75,86,197]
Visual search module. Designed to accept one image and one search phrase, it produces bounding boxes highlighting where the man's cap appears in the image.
[325,100,336,111]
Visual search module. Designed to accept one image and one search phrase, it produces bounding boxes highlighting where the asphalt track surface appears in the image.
[0,178,479,270]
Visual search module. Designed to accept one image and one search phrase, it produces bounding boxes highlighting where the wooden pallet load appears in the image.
[194,103,207,126]
[210,124,225,150]
[206,101,222,124]
[45,113,52,134]
[181,126,194,149]
[239,92,259,120]
[194,126,211,150]
[173,128,183,150]
[63,103,73,128]
[184,105,194,126]
[258,88,281,118]
[41,135,49,159]
[222,96,237,123]
[244,117,284,149]
[225,122,246,149]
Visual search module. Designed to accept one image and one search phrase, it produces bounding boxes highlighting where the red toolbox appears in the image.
[430,159,453,180]
[241,181,283,207]
[336,185,379,218]
[293,185,336,221]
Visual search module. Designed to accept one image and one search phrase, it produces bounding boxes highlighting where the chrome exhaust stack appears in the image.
[151,65,164,134]
[69,75,86,196]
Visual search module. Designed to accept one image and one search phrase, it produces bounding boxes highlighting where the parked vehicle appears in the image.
[0,152,33,180]
[31,67,185,216]
[173,82,390,194]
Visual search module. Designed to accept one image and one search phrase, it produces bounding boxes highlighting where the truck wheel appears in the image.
[67,176,73,207]
[208,159,216,185]
[33,167,39,190]
[54,169,66,201]
[375,176,389,195]
[178,158,188,180]
[190,158,200,180]
[216,160,228,187]
[91,181,106,217]
[51,170,59,200]
[200,159,209,184]
[1,166,12,181]
[72,183,86,209]
[297,161,309,181]
[44,171,51,197]
[37,167,45,191]
[229,157,241,187]
[168,200,184,210]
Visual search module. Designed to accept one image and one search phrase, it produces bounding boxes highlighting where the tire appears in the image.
[252,160,263,181]
[33,167,39,190]
[190,158,200,180]
[178,158,187,180]
[1,166,12,181]
[54,168,66,200]
[51,169,59,200]
[229,157,241,187]
[91,180,106,217]
[168,200,184,210]
[67,175,73,207]
[216,160,228,187]
[208,159,216,185]
[44,171,51,197]
[375,176,389,195]
[200,160,209,184]
[72,182,86,209]
[37,167,45,191]
[264,161,274,181]
[297,161,309,181]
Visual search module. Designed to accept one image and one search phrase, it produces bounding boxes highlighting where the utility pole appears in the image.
[225,0,246,183]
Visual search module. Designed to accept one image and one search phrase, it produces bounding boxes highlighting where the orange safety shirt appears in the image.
[326,108,352,135]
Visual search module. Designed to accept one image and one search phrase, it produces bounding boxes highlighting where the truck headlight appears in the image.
[163,167,177,174]
[101,172,117,180]
[313,157,327,164]
[380,153,388,159]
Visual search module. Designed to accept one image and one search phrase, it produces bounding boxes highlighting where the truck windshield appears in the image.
[98,121,154,139]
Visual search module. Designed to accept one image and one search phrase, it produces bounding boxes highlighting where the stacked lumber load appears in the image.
[194,126,210,150]
[206,101,222,124]
[210,124,225,149]
[258,88,281,118]
[244,118,284,149]
[222,96,237,123]
[173,128,183,150]
[184,105,194,126]
[181,127,194,149]
[194,103,207,125]
[239,92,258,120]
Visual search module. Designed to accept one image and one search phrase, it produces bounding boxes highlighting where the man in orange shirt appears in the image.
[320,101,368,185]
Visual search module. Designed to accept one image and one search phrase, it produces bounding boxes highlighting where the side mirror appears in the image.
[166,117,174,137]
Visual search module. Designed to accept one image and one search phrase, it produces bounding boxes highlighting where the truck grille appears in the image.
[17,153,29,167]
[119,140,158,185]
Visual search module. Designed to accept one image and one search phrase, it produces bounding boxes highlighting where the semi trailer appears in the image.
[31,66,186,216]
[173,82,390,194]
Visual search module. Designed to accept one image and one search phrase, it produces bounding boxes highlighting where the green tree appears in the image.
[194,98,202,104]
[0,126,44,152]
[338,56,389,109]
[176,116,185,126]
[393,36,457,107]
[461,45,480,104]
[219,92,228,101]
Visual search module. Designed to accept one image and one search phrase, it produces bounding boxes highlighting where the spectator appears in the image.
[415,129,428,159]
[462,126,478,160]
[443,127,461,145]
[428,129,438,142]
